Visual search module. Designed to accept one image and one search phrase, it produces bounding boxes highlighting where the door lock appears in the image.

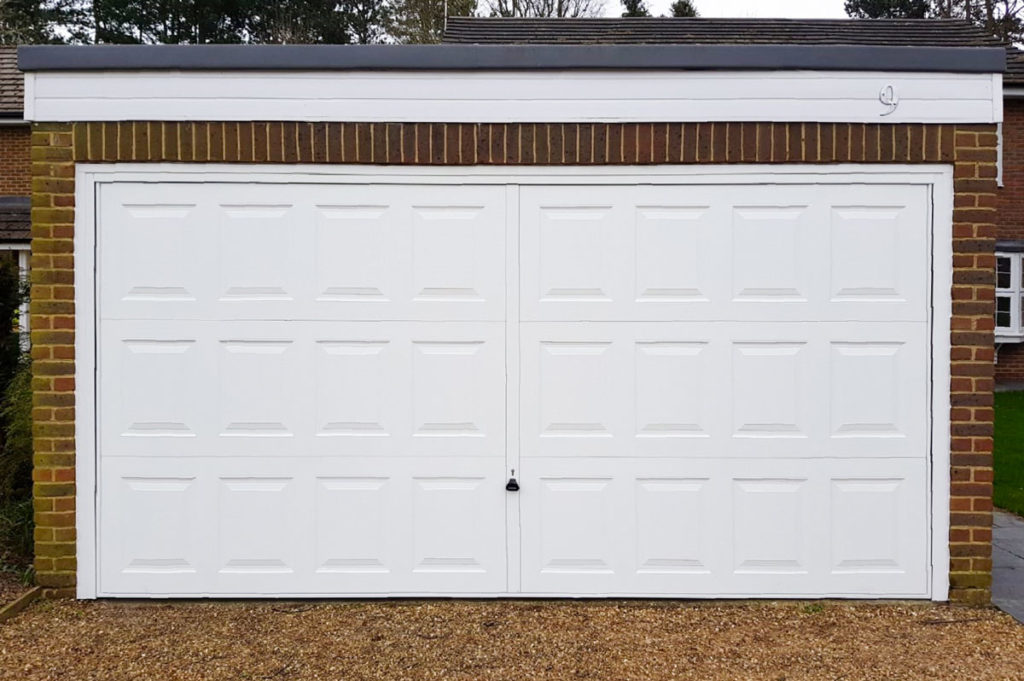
[506,470,520,492]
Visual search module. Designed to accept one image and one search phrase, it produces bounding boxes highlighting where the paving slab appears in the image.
[993,509,1024,623]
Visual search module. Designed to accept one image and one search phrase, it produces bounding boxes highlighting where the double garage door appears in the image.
[96,173,932,597]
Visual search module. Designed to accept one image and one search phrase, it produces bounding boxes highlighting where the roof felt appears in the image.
[443,17,1023,84]
[0,197,30,242]
[16,43,1004,73]
[0,46,23,115]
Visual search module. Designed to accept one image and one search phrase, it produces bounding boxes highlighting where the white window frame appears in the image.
[996,251,1024,343]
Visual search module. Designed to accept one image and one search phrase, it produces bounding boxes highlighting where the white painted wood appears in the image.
[95,180,509,596]
[994,74,1005,125]
[21,73,34,122]
[519,183,930,322]
[930,171,954,602]
[74,165,98,599]
[519,457,928,596]
[504,184,522,594]
[99,456,507,595]
[98,183,506,322]
[27,70,1001,124]
[77,164,951,598]
[519,322,928,460]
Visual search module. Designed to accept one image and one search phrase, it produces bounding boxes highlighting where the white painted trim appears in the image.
[28,70,1001,124]
[0,243,31,250]
[72,162,959,183]
[81,590,941,599]
[22,73,34,123]
[504,184,521,594]
[74,165,97,599]
[73,163,954,600]
[998,122,1005,188]
[930,168,954,602]
[16,248,30,349]
[994,73,1005,123]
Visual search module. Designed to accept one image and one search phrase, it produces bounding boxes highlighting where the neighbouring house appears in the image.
[996,49,1024,382]
[0,46,31,338]
[17,19,1002,604]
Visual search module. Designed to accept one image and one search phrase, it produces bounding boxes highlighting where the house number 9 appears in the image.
[879,84,899,116]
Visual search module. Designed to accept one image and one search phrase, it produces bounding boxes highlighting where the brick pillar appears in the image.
[948,125,998,604]
[29,122,76,598]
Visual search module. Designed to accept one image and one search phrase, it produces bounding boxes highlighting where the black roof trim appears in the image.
[18,44,1006,73]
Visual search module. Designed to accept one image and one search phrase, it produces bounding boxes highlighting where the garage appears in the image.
[17,40,1002,600]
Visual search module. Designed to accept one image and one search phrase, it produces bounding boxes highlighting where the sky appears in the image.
[607,0,849,18]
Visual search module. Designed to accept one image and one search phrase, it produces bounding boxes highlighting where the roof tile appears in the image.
[0,46,23,114]
[443,17,1023,84]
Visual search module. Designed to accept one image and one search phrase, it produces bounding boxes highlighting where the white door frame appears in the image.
[73,163,953,600]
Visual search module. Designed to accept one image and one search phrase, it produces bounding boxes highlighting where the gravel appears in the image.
[1,600,1023,680]
[0,571,29,608]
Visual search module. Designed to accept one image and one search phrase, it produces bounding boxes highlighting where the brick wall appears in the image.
[31,121,997,603]
[995,100,1024,382]
[0,125,31,195]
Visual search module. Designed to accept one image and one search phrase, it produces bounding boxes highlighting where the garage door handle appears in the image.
[506,471,520,492]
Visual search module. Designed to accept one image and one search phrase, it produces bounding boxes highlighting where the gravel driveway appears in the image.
[2,600,1023,680]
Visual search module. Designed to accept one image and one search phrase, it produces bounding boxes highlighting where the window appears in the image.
[997,252,1024,341]
[0,245,30,349]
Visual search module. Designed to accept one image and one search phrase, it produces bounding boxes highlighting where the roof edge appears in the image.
[18,44,1007,74]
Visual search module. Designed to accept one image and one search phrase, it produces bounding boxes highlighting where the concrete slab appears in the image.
[992,510,1024,623]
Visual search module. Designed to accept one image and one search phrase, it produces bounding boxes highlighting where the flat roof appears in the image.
[18,43,1006,74]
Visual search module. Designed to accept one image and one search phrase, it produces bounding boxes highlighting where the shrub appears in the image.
[0,256,31,569]
[0,360,32,504]
[0,499,33,574]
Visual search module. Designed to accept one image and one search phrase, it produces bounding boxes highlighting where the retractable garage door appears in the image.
[95,173,932,597]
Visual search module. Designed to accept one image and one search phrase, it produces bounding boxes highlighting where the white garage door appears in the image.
[94,175,932,597]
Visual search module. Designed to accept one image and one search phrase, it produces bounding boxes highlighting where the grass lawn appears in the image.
[995,391,1024,516]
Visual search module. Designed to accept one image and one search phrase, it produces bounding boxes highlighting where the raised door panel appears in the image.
[520,322,927,460]
[519,183,928,322]
[100,183,506,322]
[519,458,927,596]
[100,457,507,595]
[99,458,210,595]
[100,321,505,458]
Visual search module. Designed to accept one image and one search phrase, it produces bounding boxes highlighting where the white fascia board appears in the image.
[28,69,1002,124]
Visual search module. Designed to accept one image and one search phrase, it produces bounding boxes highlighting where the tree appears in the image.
[345,0,391,43]
[92,0,250,43]
[845,0,1024,44]
[929,0,1023,45]
[485,0,605,18]
[668,0,697,17]
[621,0,648,17]
[844,0,929,17]
[88,0,393,44]
[389,0,476,44]
[0,0,90,44]
[945,0,1024,44]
